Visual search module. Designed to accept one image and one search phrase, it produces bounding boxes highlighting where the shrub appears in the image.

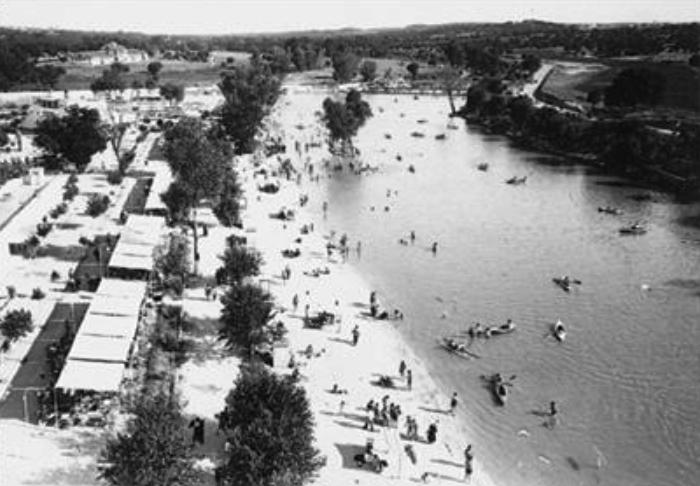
[1,309,34,344]
[6,286,16,299]
[36,222,52,237]
[63,183,78,201]
[31,287,46,300]
[107,171,123,185]
[86,194,110,217]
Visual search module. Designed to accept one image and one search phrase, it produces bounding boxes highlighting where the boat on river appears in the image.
[505,175,527,185]
[598,206,622,215]
[439,337,480,359]
[435,133,447,140]
[619,223,647,235]
[477,163,489,171]
[553,320,566,342]
[552,276,581,292]
[447,123,459,130]
[410,131,425,138]
[485,374,508,406]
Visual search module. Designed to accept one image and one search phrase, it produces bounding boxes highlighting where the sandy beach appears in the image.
[211,88,499,485]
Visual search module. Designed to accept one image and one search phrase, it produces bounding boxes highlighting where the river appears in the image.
[277,89,700,486]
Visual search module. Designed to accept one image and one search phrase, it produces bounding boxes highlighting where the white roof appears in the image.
[78,313,139,339]
[88,295,142,317]
[108,251,154,272]
[96,278,147,299]
[55,360,124,392]
[67,334,132,363]
[144,161,173,213]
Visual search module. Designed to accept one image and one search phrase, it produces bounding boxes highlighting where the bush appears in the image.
[63,183,78,201]
[107,171,123,185]
[30,287,46,300]
[86,194,110,217]
[36,222,52,237]
[1,309,34,344]
[6,286,16,299]
[216,365,325,486]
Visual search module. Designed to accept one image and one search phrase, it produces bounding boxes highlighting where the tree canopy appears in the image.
[321,89,372,150]
[406,62,419,80]
[216,240,263,286]
[219,283,274,356]
[216,365,325,486]
[331,51,359,83]
[100,391,197,486]
[359,60,377,82]
[218,64,282,154]
[605,67,666,107]
[160,83,185,104]
[35,106,107,172]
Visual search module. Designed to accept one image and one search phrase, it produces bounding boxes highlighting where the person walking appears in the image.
[450,392,459,415]
[406,369,413,390]
[352,325,360,346]
[464,444,474,480]
[399,360,407,378]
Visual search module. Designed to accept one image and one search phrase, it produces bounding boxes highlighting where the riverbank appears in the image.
[231,91,498,485]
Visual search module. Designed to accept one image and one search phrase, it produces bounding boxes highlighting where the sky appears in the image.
[1,0,697,35]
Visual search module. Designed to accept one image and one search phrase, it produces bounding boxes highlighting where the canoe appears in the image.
[494,381,508,406]
[486,322,516,337]
[438,338,480,359]
[552,277,571,292]
[553,320,566,342]
[619,225,647,235]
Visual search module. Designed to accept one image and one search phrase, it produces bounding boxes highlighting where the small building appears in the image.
[71,42,149,66]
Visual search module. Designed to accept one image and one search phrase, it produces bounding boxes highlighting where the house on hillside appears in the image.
[71,42,149,66]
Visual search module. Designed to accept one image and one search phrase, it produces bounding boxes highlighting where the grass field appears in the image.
[541,59,700,112]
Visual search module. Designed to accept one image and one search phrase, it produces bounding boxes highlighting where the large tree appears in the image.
[162,117,230,272]
[218,64,281,154]
[147,61,163,81]
[100,391,197,486]
[321,89,372,154]
[35,106,107,172]
[212,168,242,227]
[160,83,185,105]
[359,60,377,82]
[219,283,274,357]
[217,365,325,486]
[331,51,359,83]
[216,241,263,286]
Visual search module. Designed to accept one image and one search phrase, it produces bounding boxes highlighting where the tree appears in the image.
[219,283,274,357]
[161,179,194,225]
[154,232,191,296]
[0,129,8,147]
[218,64,282,154]
[216,242,263,286]
[216,365,325,486]
[100,391,197,486]
[213,168,242,227]
[331,51,359,83]
[520,54,542,75]
[1,309,33,347]
[359,60,377,82]
[35,106,107,172]
[90,64,127,93]
[160,83,185,105]
[689,53,700,67]
[147,61,163,81]
[406,62,419,80]
[508,95,534,128]
[605,68,665,107]
[438,67,463,115]
[162,118,229,272]
[321,89,372,153]
[34,64,65,89]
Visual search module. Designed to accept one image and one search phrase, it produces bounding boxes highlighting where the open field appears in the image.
[540,59,700,112]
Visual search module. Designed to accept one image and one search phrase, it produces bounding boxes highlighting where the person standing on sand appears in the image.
[352,325,360,346]
[292,294,299,311]
[450,392,459,415]
[407,369,413,390]
[464,444,474,480]
[399,360,407,378]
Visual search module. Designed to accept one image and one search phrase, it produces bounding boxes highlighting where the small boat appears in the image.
[552,276,581,292]
[505,176,527,185]
[408,165,415,173]
[598,206,622,215]
[619,223,647,235]
[435,133,447,140]
[439,338,480,359]
[417,119,428,124]
[410,131,425,138]
[553,320,566,342]
[486,320,516,337]
[447,123,459,130]
[384,133,392,139]
[489,374,508,406]
[477,163,489,172]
